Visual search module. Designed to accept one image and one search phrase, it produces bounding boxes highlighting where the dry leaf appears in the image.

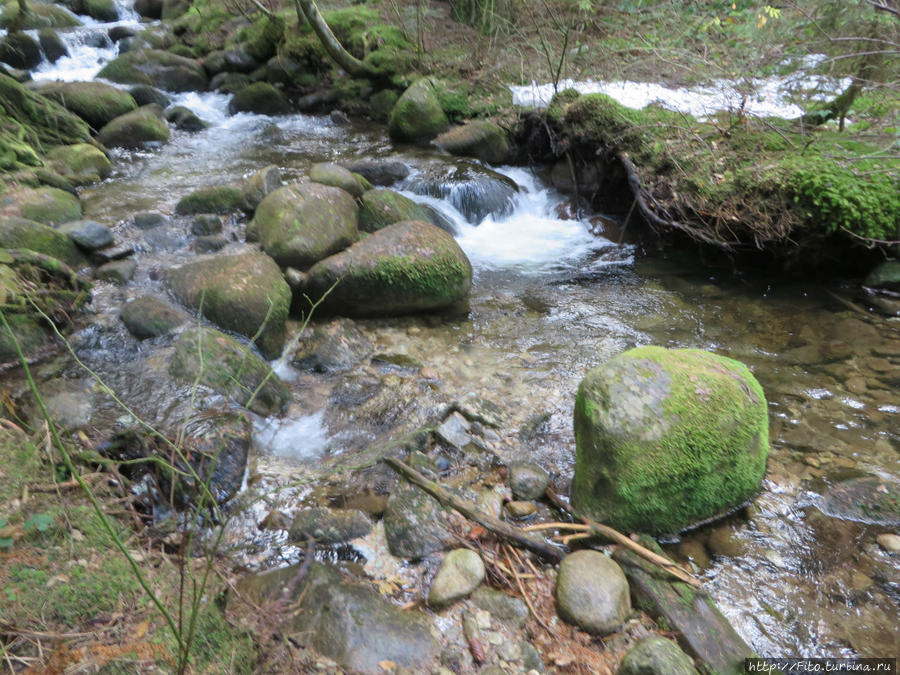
[134,620,150,639]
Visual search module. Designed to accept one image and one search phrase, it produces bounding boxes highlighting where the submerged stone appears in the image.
[288,507,372,545]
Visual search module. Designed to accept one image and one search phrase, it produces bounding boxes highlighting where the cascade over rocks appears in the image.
[406,162,519,223]
[165,250,291,360]
[97,49,208,92]
[572,346,769,535]
[303,220,472,317]
[251,182,358,269]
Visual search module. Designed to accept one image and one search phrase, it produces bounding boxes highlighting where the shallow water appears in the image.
[13,7,899,661]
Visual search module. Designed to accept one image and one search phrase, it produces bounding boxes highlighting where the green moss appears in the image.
[175,186,246,215]
[19,187,82,225]
[0,1,79,29]
[36,81,138,131]
[358,189,428,232]
[236,14,284,62]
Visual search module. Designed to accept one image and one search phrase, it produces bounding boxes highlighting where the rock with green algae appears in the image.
[227,82,290,116]
[96,49,207,92]
[617,635,699,675]
[239,164,281,213]
[175,185,246,215]
[388,77,449,142]
[572,346,769,535]
[0,1,79,29]
[309,162,363,198]
[251,182,358,269]
[434,120,511,165]
[16,187,82,226]
[303,220,472,317]
[71,0,118,22]
[165,249,291,360]
[358,188,429,233]
[0,313,49,363]
[46,144,112,186]
[38,28,68,62]
[119,295,187,339]
[865,261,900,291]
[0,32,41,69]
[169,326,289,416]
[34,80,137,130]
[97,106,169,149]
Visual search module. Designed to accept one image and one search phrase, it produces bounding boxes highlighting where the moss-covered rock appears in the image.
[227,81,290,116]
[38,28,68,63]
[617,635,699,675]
[240,164,281,213]
[35,81,137,130]
[0,312,49,363]
[17,186,82,225]
[572,346,769,535]
[0,1,79,29]
[169,326,290,416]
[128,84,170,107]
[72,0,118,22]
[175,185,246,215]
[434,120,511,164]
[388,77,449,142]
[252,182,358,269]
[97,106,169,149]
[164,105,208,132]
[119,295,187,339]
[0,217,86,267]
[209,72,251,94]
[165,250,291,360]
[46,143,112,186]
[358,188,429,233]
[0,32,42,70]
[160,0,188,20]
[369,88,399,123]
[97,49,207,92]
[133,0,161,18]
[304,220,472,316]
[308,163,363,198]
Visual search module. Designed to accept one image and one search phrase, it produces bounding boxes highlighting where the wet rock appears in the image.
[617,635,698,675]
[43,390,93,429]
[406,162,519,223]
[0,217,86,267]
[555,550,630,635]
[864,261,900,291]
[436,411,473,450]
[58,219,113,250]
[98,106,169,149]
[94,259,136,285]
[38,28,68,63]
[128,84,170,108]
[505,500,537,518]
[876,533,900,553]
[309,162,363,198]
[132,211,168,229]
[476,488,504,519]
[288,507,373,545]
[383,481,454,558]
[223,44,258,73]
[108,25,136,42]
[46,143,111,186]
[389,77,449,142]
[240,164,281,213]
[419,203,459,236]
[170,326,290,416]
[93,242,133,262]
[236,562,438,673]
[252,182,358,269]
[190,213,222,235]
[341,159,409,187]
[209,71,250,94]
[470,587,529,628]
[175,185,246,215]
[455,396,506,429]
[508,461,549,500]
[434,120,511,164]
[17,186,82,226]
[304,220,472,317]
[291,318,373,373]
[35,80,137,130]
[120,295,187,339]
[427,548,486,608]
[73,0,119,21]
[706,524,748,558]
[228,81,290,115]
[0,33,41,70]
[191,234,227,253]
[165,105,208,132]
[819,476,900,526]
[572,346,769,535]
[97,49,208,92]
[133,0,162,18]
[358,188,429,233]
[166,250,291,360]
[1,1,78,29]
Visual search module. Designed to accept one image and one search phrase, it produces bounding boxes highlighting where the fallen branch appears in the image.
[543,488,700,587]
[383,457,564,563]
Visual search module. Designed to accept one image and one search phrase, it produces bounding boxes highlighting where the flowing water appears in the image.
[12,7,900,662]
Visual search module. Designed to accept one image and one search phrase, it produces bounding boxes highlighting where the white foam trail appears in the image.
[252,412,330,460]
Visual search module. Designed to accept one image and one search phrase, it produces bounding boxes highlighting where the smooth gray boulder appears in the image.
[555,550,630,635]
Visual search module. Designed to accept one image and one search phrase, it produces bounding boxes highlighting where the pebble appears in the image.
[427,548,486,608]
[876,533,900,553]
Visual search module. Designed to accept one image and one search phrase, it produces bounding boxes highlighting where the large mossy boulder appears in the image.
[434,120,511,165]
[0,1,79,29]
[308,162,363,198]
[97,106,169,149]
[120,295,187,339]
[303,220,472,316]
[166,250,291,360]
[35,81,137,130]
[228,82,290,116]
[252,182,358,269]
[388,77,449,142]
[46,143,112,186]
[0,217,86,267]
[97,49,207,92]
[358,188,429,233]
[16,187,82,225]
[170,327,290,416]
[572,346,769,535]
[175,185,246,215]
[0,32,42,70]
[72,0,119,22]
[235,562,438,673]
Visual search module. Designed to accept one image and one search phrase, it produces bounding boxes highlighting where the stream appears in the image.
[12,3,900,662]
